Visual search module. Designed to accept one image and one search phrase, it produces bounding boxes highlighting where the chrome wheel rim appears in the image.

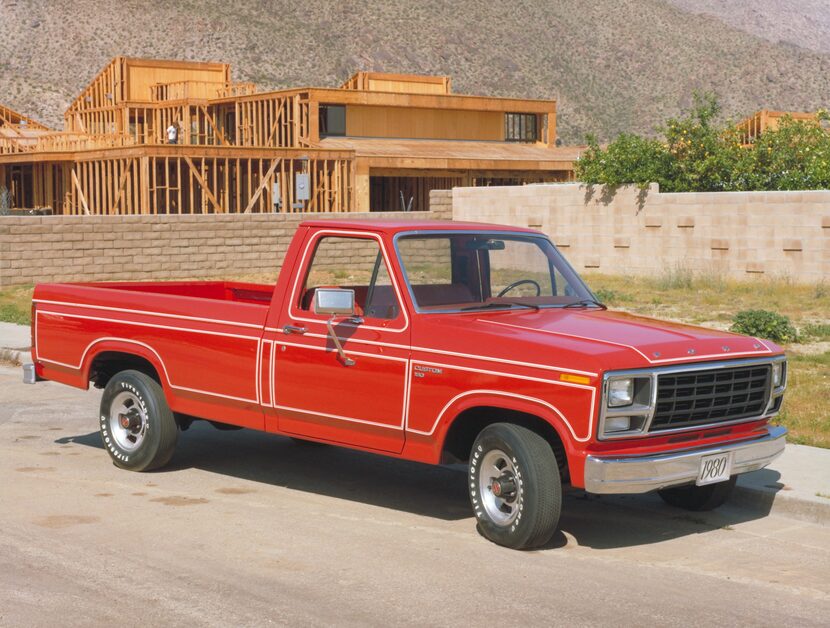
[109,391,148,451]
[479,449,521,526]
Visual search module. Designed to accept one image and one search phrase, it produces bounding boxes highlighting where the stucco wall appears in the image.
[450,184,830,283]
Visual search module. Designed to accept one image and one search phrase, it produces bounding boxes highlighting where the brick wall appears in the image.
[0,210,443,288]
[450,184,830,283]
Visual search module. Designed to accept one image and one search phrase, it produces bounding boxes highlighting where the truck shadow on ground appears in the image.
[57,422,778,550]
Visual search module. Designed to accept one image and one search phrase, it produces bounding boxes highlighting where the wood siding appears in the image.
[345,105,503,141]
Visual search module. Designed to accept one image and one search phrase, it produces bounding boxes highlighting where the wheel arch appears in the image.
[437,392,576,480]
[83,339,170,393]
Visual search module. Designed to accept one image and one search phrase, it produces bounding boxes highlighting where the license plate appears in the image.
[696,452,732,486]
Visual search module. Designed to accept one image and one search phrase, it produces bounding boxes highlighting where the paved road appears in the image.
[1,365,828,627]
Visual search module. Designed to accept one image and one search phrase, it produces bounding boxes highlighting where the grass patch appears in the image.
[583,273,830,329]
[774,352,830,449]
[802,323,830,342]
[0,285,34,325]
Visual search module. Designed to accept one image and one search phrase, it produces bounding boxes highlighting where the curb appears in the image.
[732,482,830,526]
[0,348,24,367]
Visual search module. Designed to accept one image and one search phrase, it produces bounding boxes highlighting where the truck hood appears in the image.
[468,308,780,368]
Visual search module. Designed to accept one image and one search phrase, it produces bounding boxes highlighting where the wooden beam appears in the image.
[198,105,220,144]
[183,155,222,213]
[243,158,280,213]
[70,167,91,215]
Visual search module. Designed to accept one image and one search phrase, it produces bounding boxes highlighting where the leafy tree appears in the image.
[575,94,830,192]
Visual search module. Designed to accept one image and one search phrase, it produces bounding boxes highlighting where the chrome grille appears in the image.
[651,364,771,431]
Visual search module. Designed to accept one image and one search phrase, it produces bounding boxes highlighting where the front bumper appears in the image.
[584,425,787,494]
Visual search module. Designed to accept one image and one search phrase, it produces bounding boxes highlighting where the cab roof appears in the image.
[299,219,538,235]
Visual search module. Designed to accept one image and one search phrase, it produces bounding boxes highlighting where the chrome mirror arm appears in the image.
[326,316,356,366]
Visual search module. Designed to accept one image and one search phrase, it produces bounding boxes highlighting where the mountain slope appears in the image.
[667,0,830,55]
[1,0,829,143]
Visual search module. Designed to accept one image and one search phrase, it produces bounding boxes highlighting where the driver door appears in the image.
[272,231,410,453]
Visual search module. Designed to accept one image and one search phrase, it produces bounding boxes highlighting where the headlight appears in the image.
[608,378,634,407]
[771,361,785,388]
[604,416,632,433]
[600,374,654,439]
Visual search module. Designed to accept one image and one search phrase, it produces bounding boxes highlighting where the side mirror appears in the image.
[312,288,356,366]
[313,288,355,317]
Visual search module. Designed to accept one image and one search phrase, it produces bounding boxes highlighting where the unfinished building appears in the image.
[0,57,579,214]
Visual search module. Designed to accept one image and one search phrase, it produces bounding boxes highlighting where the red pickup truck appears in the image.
[27,220,787,549]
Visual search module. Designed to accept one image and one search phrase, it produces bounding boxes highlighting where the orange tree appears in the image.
[575,94,830,192]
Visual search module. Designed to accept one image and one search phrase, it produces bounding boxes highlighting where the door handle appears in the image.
[282,325,307,335]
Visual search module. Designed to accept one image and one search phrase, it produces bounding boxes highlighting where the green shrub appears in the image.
[593,288,617,303]
[592,287,633,304]
[730,310,798,343]
[575,94,830,192]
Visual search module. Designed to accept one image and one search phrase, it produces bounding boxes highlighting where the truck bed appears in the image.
[69,280,275,305]
[32,280,274,429]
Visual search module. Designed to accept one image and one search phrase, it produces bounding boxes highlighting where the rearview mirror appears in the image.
[313,288,355,316]
[465,238,506,251]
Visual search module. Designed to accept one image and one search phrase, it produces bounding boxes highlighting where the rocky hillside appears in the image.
[1,0,829,143]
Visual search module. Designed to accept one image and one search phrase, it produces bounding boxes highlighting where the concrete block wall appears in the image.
[0,211,441,288]
[451,184,830,283]
[428,190,453,220]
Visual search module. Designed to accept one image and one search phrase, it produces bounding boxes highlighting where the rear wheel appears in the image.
[469,423,561,549]
[99,370,177,472]
[658,476,737,511]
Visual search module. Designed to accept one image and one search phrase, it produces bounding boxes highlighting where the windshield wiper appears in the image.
[461,302,540,312]
[562,298,607,310]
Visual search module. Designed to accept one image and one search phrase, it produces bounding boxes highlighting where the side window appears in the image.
[298,236,399,320]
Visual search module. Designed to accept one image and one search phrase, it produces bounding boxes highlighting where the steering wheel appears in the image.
[497,279,541,298]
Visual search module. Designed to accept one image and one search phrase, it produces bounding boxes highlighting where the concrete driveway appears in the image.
[1,365,828,626]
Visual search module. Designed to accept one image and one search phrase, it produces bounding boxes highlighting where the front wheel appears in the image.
[469,423,562,549]
[99,370,177,471]
[658,476,737,511]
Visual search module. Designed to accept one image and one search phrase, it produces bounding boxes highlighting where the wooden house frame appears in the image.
[0,103,50,132]
[1,58,576,214]
[735,109,822,146]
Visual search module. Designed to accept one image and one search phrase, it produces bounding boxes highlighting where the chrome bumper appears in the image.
[22,363,37,384]
[584,425,787,494]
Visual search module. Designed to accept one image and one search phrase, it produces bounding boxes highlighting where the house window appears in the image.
[505,113,538,142]
[319,104,346,137]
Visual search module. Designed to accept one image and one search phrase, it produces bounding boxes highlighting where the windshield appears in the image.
[396,232,594,312]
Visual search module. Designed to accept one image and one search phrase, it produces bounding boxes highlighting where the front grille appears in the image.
[651,364,771,431]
